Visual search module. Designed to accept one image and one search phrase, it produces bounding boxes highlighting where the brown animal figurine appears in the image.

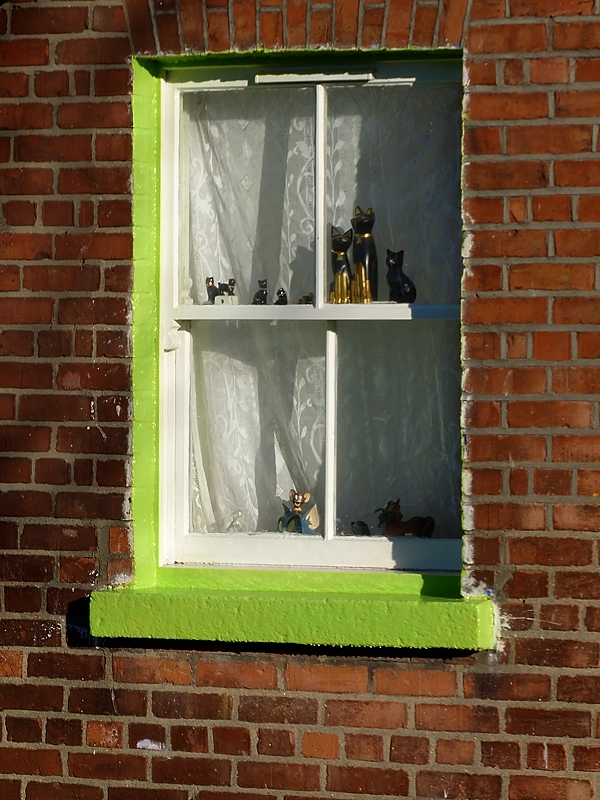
[376,499,434,538]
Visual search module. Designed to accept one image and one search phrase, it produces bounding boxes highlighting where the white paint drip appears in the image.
[137,739,165,750]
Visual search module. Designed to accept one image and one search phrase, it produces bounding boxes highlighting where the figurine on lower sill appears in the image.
[375,499,434,537]
[278,489,320,535]
[274,288,288,305]
[252,279,269,305]
[298,292,314,305]
[205,276,219,304]
[214,277,239,305]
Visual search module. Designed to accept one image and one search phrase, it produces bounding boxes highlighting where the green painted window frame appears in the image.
[90,53,494,649]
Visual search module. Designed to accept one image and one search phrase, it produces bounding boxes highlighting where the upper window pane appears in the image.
[184,88,316,305]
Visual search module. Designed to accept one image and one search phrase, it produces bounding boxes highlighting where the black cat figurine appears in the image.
[351,207,378,301]
[274,288,288,305]
[216,282,229,296]
[252,279,268,305]
[330,226,353,304]
[385,249,416,303]
[206,277,219,304]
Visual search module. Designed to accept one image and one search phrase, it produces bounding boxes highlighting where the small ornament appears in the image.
[375,499,434,538]
[330,226,353,304]
[350,520,371,536]
[214,277,239,305]
[252,279,268,305]
[274,288,288,305]
[278,489,320,534]
[298,292,314,305]
[386,250,416,303]
[205,276,219,304]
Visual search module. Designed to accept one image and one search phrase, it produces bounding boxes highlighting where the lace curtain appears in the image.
[185,82,462,537]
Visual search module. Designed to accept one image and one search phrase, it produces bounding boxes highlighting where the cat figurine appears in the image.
[205,276,219,304]
[385,249,416,303]
[252,278,268,305]
[216,282,229,296]
[330,226,353,304]
[351,206,378,301]
[274,288,288,305]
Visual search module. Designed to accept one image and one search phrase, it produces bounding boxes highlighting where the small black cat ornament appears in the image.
[329,226,353,304]
[385,249,416,304]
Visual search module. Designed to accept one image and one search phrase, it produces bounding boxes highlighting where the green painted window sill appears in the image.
[90,569,494,649]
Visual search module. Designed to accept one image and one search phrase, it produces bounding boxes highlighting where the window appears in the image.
[90,54,495,649]
[160,58,463,571]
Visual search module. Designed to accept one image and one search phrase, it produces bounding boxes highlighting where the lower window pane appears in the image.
[335,320,461,539]
[189,320,326,534]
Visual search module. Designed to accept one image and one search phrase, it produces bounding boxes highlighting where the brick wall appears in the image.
[1,0,600,797]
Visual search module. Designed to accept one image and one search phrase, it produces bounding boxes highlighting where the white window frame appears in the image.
[158,63,463,573]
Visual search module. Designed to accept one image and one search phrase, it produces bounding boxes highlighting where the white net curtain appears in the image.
[184,82,462,537]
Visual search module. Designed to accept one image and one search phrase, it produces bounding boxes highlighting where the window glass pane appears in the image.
[327,84,462,304]
[189,320,326,534]
[335,320,461,538]
[184,88,316,306]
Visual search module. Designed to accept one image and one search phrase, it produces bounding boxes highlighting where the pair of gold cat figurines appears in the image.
[330,207,378,305]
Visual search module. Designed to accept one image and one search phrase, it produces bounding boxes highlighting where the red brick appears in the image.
[152,756,231,786]
[97,133,132,161]
[28,785,102,800]
[508,708,591,737]
[411,5,437,47]
[467,436,546,462]
[213,726,250,755]
[374,669,456,697]
[482,741,520,769]
[465,161,548,190]
[0,39,49,66]
[515,639,599,668]
[28,653,104,681]
[464,127,502,156]
[578,470,600,494]
[285,663,367,693]
[196,660,277,689]
[416,772,500,799]
[108,789,187,800]
[435,739,474,765]
[56,37,131,66]
[465,298,547,326]
[384,0,410,47]
[344,733,382,762]
[153,691,232,720]
[86,721,123,749]
[390,736,430,764]
[4,587,41,612]
[512,0,592,13]
[55,233,132,260]
[6,716,42,743]
[300,731,338,759]
[533,469,570,495]
[125,0,158,52]
[505,59,524,86]
[0,456,30,482]
[555,506,600,533]
[467,92,548,120]
[58,167,130,195]
[527,742,567,771]
[532,331,571,361]
[463,332,500,360]
[509,536,591,566]
[465,60,497,85]
[439,0,469,47]
[0,425,51,452]
[530,57,570,83]
[506,124,592,154]
[94,6,128,32]
[57,365,130,395]
[4,199,37,227]
[533,194,572,221]
[0,103,52,131]
[42,200,74,226]
[98,199,131,228]
[13,7,87,34]
[95,69,131,97]
[15,134,92,162]
[45,719,82,746]
[34,455,72,483]
[0,620,61,647]
[325,700,407,729]
[20,394,93,422]
[464,368,546,394]
[415,704,499,733]
[509,776,592,800]
[327,765,408,796]
[257,729,295,756]
[129,722,166,751]
[259,11,282,49]
[0,490,52,517]
[0,553,54,582]
[467,23,548,52]
[69,688,146,716]
[554,229,600,258]
[553,369,600,395]
[469,229,547,259]
[463,198,503,227]
[0,748,61,776]
[115,656,191,685]
[238,696,316,724]
[56,493,124,521]
[504,570,549,598]
[464,672,550,701]
[558,674,600,703]
[170,725,208,753]
[69,753,145,781]
[555,571,600,598]
[58,102,131,130]
[464,401,501,428]
[508,196,526,222]
[59,555,99,583]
